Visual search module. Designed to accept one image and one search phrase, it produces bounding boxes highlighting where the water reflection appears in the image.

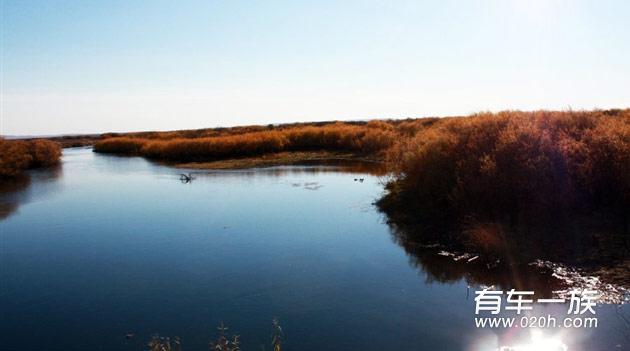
[289,159,388,176]
[173,162,388,192]
[0,176,30,219]
[0,166,62,221]
[0,153,383,221]
[388,224,564,298]
[178,161,388,178]
[386,215,629,302]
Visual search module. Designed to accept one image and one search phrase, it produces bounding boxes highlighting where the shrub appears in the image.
[28,140,62,167]
[0,139,32,177]
[92,137,147,154]
[377,109,630,264]
[382,109,630,223]
[0,138,61,178]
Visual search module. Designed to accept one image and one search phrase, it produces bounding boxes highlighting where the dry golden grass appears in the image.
[94,121,399,161]
[0,138,61,178]
[377,109,630,263]
[385,109,630,217]
[175,151,377,170]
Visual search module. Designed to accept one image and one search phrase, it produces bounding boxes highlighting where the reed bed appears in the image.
[383,109,629,216]
[0,138,61,178]
[378,109,630,261]
[94,122,399,162]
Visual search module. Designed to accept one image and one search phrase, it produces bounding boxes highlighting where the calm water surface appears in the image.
[0,148,627,350]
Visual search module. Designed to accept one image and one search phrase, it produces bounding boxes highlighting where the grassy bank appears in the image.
[175,151,381,170]
[0,138,62,178]
[93,121,401,162]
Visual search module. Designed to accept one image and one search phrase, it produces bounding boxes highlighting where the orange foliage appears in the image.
[91,137,146,154]
[28,140,62,167]
[94,122,398,161]
[0,140,31,177]
[0,138,61,178]
[386,109,630,218]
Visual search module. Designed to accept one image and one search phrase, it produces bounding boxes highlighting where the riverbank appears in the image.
[92,121,399,162]
[378,109,629,289]
[175,151,383,170]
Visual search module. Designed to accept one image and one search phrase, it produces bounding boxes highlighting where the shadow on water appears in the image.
[388,223,565,298]
[0,176,30,220]
[0,165,62,221]
[383,207,630,301]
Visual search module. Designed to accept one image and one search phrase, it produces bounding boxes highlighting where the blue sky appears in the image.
[2,0,629,135]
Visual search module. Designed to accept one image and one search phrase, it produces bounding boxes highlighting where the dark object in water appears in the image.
[179,173,195,183]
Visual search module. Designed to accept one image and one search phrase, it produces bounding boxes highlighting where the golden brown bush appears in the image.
[0,138,61,178]
[94,122,399,161]
[374,109,630,264]
[385,109,630,220]
[92,137,147,154]
[28,140,62,167]
[0,140,32,177]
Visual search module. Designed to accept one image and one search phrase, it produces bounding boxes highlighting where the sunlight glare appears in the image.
[499,330,568,351]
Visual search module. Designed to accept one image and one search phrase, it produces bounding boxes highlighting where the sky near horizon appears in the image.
[1,0,629,136]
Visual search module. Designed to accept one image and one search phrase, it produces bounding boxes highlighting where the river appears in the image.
[0,148,627,350]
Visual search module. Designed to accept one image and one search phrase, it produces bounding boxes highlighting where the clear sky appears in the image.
[1,0,629,136]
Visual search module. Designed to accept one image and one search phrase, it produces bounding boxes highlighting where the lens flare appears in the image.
[499,329,567,351]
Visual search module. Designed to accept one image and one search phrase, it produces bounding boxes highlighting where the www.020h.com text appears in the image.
[475,315,598,329]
